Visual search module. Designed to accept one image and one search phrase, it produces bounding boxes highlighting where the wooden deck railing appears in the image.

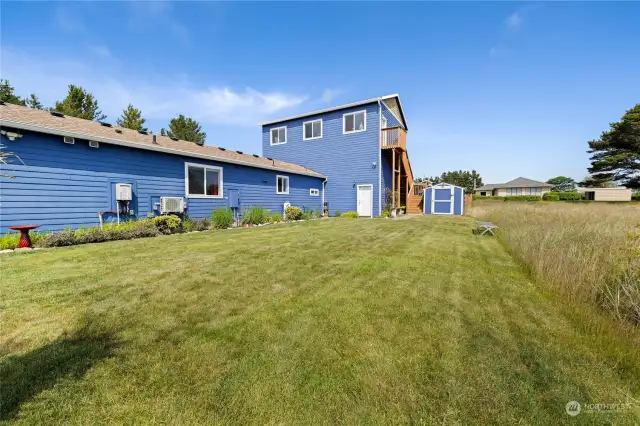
[381,126,406,150]
[413,183,429,196]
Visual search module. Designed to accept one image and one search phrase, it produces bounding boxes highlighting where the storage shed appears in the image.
[424,183,465,215]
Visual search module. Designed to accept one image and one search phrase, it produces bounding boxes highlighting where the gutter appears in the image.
[0,119,325,179]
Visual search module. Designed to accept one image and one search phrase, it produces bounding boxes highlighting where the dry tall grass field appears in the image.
[469,201,640,326]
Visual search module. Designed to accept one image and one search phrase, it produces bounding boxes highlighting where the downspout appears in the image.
[377,99,382,217]
[322,178,327,216]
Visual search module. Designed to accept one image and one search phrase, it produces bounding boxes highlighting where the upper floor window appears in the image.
[303,119,322,140]
[270,126,287,145]
[343,110,366,134]
[186,162,223,198]
[277,175,289,194]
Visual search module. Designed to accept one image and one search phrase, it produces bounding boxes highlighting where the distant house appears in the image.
[577,187,632,201]
[475,177,552,197]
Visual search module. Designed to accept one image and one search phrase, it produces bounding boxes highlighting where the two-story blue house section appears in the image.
[261,95,410,217]
[0,102,324,232]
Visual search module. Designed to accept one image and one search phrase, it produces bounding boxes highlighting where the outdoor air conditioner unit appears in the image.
[63,136,75,144]
[160,197,185,214]
[89,140,99,148]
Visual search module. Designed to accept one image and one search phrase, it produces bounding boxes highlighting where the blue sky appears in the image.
[2,1,638,183]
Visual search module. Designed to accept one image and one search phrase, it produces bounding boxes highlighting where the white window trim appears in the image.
[310,188,320,196]
[270,126,287,146]
[303,119,323,141]
[343,110,367,134]
[276,175,290,195]
[185,162,223,199]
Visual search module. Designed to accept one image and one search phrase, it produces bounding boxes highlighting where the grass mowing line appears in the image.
[1,216,639,424]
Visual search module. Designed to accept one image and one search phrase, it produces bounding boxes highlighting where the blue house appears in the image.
[261,95,419,217]
[0,102,324,232]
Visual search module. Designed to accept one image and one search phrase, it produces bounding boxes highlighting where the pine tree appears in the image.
[587,104,640,188]
[24,94,44,110]
[53,84,106,121]
[116,104,148,131]
[0,79,26,106]
[160,115,206,145]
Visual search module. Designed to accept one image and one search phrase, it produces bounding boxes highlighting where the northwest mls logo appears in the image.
[566,401,581,416]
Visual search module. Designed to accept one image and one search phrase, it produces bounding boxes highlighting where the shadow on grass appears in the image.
[0,315,118,420]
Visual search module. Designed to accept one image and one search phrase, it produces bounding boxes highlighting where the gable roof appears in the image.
[0,102,325,178]
[259,94,408,130]
[476,177,552,191]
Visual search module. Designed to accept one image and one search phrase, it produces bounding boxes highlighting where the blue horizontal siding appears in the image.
[0,131,323,232]
[262,102,381,216]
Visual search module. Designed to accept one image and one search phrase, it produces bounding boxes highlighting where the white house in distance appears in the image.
[475,177,552,197]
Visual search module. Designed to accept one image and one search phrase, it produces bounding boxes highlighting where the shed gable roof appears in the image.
[0,102,325,178]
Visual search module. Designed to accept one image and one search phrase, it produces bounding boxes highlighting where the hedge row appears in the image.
[473,195,542,201]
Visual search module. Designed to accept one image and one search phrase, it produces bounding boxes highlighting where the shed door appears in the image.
[432,187,453,215]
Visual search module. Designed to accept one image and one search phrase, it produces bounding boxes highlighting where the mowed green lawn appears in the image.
[2,217,639,424]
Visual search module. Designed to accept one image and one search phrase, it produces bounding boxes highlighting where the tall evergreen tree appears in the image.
[53,84,106,121]
[24,94,44,110]
[587,104,640,188]
[0,79,26,106]
[116,104,148,131]
[160,115,206,145]
[440,170,484,193]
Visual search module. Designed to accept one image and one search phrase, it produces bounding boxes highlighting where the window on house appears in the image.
[186,163,223,197]
[277,175,289,194]
[343,111,366,133]
[507,188,523,196]
[525,187,542,195]
[303,119,322,140]
[270,126,287,145]
[480,191,487,196]
[310,188,320,196]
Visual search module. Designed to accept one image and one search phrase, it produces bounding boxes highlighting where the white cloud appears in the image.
[320,88,343,104]
[505,11,523,28]
[0,47,307,126]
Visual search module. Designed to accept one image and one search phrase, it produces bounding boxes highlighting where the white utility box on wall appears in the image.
[115,183,133,201]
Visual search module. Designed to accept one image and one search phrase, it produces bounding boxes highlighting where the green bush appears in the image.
[285,206,302,221]
[558,192,583,201]
[194,218,210,231]
[268,213,283,223]
[503,196,542,201]
[181,216,196,232]
[38,220,159,248]
[543,193,560,201]
[334,210,341,217]
[242,206,268,225]
[301,210,313,220]
[473,195,504,200]
[211,208,234,229]
[342,211,359,218]
[381,209,391,218]
[152,215,182,234]
[632,193,640,201]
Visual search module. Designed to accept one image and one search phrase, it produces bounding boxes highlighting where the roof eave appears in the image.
[0,119,326,179]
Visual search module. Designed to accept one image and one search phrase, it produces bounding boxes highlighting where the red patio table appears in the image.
[8,224,41,248]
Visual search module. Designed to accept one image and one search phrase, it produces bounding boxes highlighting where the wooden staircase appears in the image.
[407,183,427,214]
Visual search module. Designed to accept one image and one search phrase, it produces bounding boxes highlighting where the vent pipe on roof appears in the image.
[152,134,157,145]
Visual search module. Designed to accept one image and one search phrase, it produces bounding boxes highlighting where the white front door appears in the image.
[357,185,373,217]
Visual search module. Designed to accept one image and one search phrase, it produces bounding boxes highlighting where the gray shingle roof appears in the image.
[0,102,325,178]
[476,177,552,190]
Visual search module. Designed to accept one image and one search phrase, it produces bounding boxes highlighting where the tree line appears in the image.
[0,79,206,145]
